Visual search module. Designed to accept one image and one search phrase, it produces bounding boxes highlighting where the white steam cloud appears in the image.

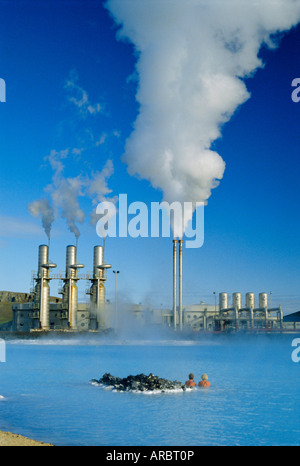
[105,0,300,236]
[44,149,85,240]
[28,68,116,242]
[28,149,115,241]
[28,198,55,240]
[88,159,118,228]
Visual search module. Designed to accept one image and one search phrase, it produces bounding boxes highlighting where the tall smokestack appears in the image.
[91,246,105,307]
[179,239,183,331]
[173,239,177,329]
[35,244,56,330]
[90,245,112,329]
[63,245,84,330]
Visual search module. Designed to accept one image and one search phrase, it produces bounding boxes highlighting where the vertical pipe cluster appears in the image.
[218,291,281,330]
[34,244,110,332]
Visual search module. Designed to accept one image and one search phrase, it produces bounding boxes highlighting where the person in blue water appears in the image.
[198,373,210,388]
[185,373,196,387]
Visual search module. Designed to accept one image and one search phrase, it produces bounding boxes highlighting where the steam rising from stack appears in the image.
[28,1,300,246]
[106,0,300,232]
[28,199,55,242]
[28,149,115,242]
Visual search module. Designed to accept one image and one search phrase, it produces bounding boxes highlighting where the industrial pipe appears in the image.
[179,239,183,331]
[63,245,84,330]
[173,239,177,329]
[36,245,56,330]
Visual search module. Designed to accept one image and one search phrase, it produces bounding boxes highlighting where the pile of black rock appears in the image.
[91,372,186,392]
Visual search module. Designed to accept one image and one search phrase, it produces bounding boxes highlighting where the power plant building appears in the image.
[12,244,108,332]
[9,242,298,334]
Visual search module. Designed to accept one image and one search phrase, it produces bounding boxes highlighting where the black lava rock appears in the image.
[94,372,186,392]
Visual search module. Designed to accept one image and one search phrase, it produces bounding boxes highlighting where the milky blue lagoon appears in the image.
[0,334,299,446]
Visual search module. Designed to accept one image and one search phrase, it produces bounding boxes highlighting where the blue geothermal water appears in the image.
[0,334,299,446]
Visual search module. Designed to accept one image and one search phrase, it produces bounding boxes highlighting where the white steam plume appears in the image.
[45,149,85,240]
[51,175,85,240]
[39,149,116,240]
[105,0,300,237]
[88,159,118,230]
[28,198,55,240]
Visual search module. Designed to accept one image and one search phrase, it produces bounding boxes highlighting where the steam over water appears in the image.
[0,335,299,446]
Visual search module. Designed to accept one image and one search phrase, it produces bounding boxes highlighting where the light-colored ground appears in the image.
[0,430,53,446]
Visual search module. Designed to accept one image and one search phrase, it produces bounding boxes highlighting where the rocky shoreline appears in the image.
[92,372,187,392]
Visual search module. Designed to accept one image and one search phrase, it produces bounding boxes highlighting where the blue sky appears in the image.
[0,0,299,315]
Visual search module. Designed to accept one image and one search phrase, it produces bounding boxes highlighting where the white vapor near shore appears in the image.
[105,0,300,235]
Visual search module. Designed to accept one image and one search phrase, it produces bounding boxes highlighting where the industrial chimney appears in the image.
[90,246,105,307]
[62,245,84,330]
[179,239,183,331]
[173,239,177,329]
[90,246,111,326]
[89,245,111,328]
[34,244,57,330]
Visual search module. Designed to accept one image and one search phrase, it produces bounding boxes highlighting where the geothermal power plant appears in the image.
[7,240,299,334]
[12,244,111,332]
[171,238,285,332]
